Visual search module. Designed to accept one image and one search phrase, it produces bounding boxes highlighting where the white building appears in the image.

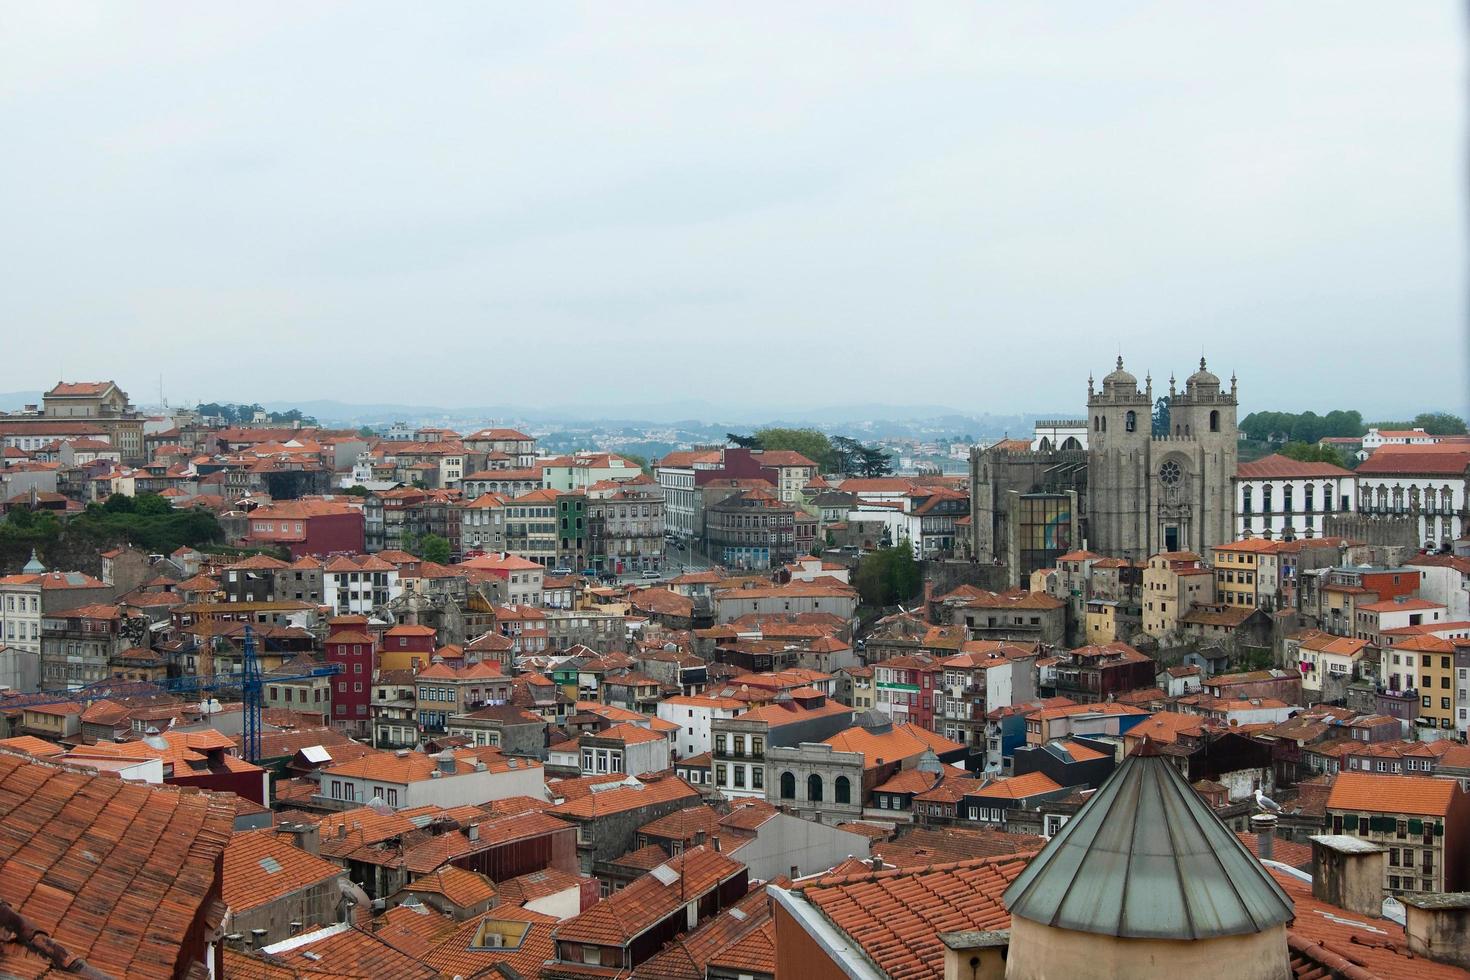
[1361,427,1439,451]
[654,449,723,540]
[322,555,402,616]
[657,694,746,759]
[1355,447,1470,549]
[721,806,871,882]
[579,723,670,778]
[1030,419,1088,452]
[316,749,543,810]
[539,452,643,491]
[1233,454,1355,540]
[1405,556,1470,622]
[1283,631,1368,702]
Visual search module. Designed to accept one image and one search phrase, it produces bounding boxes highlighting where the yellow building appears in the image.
[1389,635,1458,733]
[1085,599,1122,644]
[1211,538,1281,610]
[1142,552,1215,640]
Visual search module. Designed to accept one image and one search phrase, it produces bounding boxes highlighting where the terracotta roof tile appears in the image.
[549,775,699,819]
[0,749,235,979]
[794,854,1034,980]
[402,866,496,909]
[553,846,745,946]
[1326,772,1460,816]
[224,829,344,914]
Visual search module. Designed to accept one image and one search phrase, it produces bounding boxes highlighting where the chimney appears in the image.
[1402,894,1470,970]
[938,930,1009,980]
[275,820,320,857]
[1310,835,1387,918]
[437,750,456,775]
[467,823,480,842]
[1249,813,1276,862]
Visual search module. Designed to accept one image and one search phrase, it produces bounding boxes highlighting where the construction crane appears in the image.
[4,625,342,763]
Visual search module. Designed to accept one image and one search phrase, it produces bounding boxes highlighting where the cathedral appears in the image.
[968,356,1238,581]
[1085,356,1238,561]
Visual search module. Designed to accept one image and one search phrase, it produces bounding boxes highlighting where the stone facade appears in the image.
[764,742,864,825]
[1087,357,1237,562]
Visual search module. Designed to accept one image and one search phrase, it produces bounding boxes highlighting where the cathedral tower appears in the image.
[1086,356,1237,560]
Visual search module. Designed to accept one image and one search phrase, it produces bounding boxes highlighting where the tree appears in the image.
[1151,397,1171,437]
[753,427,835,473]
[726,432,762,449]
[855,544,922,607]
[341,484,372,497]
[1278,442,1346,466]
[831,436,864,475]
[857,445,894,478]
[357,425,377,438]
[1413,412,1467,436]
[416,533,452,564]
[620,452,651,475]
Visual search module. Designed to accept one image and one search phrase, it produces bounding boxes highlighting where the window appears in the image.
[752,767,763,790]
[835,776,851,805]
[807,774,823,802]
[1209,409,1220,432]
[1125,410,1137,432]
[715,763,728,785]
[734,767,745,789]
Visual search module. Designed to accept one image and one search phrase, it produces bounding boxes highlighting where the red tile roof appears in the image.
[224,829,344,913]
[553,845,746,946]
[549,775,699,819]
[1236,453,1353,479]
[1326,772,1459,816]
[403,865,497,909]
[0,750,235,979]
[793,854,1034,980]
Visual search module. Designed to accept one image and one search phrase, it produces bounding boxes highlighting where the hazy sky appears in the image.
[1,2,1465,418]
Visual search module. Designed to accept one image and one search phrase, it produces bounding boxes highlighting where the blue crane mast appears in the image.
[4,625,342,762]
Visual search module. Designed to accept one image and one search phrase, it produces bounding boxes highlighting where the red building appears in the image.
[871,654,943,731]
[245,499,365,558]
[325,623,375,735]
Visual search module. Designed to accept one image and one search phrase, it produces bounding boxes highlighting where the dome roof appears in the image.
[1002,739,1293,940]
[1102,356,1137,388]
[1187,357,1220,388]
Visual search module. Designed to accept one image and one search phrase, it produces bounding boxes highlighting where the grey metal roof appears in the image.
[1002,741,1293,940]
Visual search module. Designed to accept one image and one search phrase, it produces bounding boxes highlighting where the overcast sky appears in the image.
[1,2,1465,419]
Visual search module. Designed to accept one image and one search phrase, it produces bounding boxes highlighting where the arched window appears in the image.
[1039,437,1051,451]
[1101,416,1106,432]
[780,772,795,800]
[1324,484,1335,512]
[835,776,851,805]
[1262,485,1273,514]
[1304,484,1314,513]
[1125,410,1137,432]
[1242,486,1253,515]
[1209,410,1220,432]
[1061,436,1081,451]
[807,774,823,802]
[1093,416,1098,432]
[1283,485,1293,514]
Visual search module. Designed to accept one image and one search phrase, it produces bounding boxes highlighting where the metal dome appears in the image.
[1002,739,1293,940]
